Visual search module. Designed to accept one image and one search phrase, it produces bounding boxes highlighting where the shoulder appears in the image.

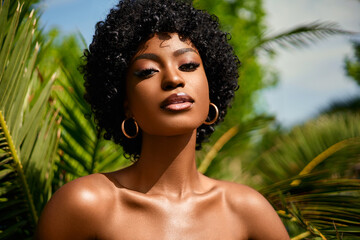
[218,181,270,210]
[36,173,115,240]
[210,180,271,215]
[208,178,289,240]
[47,173,115,214]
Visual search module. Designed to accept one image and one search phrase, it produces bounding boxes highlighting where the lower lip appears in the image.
[163,102,193,111]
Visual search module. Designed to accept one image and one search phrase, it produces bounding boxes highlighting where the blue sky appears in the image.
[39,0,360,127]
[262,0,360,126]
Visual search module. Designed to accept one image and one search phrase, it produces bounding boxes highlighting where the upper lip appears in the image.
[160,92,194,108]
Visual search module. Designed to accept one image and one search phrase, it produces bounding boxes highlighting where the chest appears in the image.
[96,194,248,240]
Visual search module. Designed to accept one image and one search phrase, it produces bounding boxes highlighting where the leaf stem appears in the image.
[0,110,38,224]
[291,137,360,186]
[198,125,239,173]
[291,231,311,240]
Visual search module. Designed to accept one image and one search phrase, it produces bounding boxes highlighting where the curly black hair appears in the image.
[82,0,240,160]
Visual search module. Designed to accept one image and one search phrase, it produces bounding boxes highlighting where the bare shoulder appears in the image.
[207,178,290,240]
[36,173,115,240]
[213,180,270,210]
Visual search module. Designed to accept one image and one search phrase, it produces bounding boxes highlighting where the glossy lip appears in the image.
[160,92,194,112]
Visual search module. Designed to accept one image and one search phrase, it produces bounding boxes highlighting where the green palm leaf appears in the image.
[255,113,360,239]
[41,35,130,185]
[0,111,37,238]
[261,173,360,239]
[253,113,360,186]
[0,0,59,238]
[198,115,274,176]
[248,21,353,56]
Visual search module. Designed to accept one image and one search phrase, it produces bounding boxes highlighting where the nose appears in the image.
[161,68,185,91]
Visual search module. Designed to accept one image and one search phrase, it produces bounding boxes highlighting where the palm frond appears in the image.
[291,137,360,187]
[254,112,360,238]
[261,173,360,239]
[0,0,59,238]
[247,21,353,56]
[254,113,360,186]
[198,115,274,180]
[0,110,37,237]
[41,34,130,185]
[198,125,239,173]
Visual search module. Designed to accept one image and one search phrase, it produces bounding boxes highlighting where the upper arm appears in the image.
[230,185,290,240]
[35,178,103,240]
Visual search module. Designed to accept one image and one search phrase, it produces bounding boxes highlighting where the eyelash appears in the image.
[179,62,200,72]
[134,68,158,78]
[134,62,200,79]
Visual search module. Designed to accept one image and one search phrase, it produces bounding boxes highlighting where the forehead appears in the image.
[134,33,197,56]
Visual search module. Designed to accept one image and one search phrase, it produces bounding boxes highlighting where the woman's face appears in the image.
[125,33,210,136]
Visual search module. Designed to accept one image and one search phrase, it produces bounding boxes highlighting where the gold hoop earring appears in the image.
[204,103,219,125]
[121,117,139,139]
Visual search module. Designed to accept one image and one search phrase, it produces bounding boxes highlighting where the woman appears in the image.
[36,0,289,239]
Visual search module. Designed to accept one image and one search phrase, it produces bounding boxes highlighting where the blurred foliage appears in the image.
[320,96,360,115]
[43,33,130,187]
[193,0,273,179]
[192,1,360,239]
[0,0,359,239]
[345,40,360,85]
[320,40,360,115]
[194,0,350,182]
[257,113,360,239]
[254,113,360,186]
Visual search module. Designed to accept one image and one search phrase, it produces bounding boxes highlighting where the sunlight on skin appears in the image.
[36,33,290,240]
[79,189,97,203]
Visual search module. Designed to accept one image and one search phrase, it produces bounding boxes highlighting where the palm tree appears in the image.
[1,0,358,239]
[193,1,360,239]
[256,113,360,239]
[0,1,59,238]
[46,34,130,185]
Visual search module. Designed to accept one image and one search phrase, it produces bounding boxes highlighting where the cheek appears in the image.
[127,83,157,118]
[126,81,167,135]
[193,73,210,119]
[125,70,211,136]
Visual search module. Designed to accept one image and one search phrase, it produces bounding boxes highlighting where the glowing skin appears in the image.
[125,33,210,137]
[36,34,290,240]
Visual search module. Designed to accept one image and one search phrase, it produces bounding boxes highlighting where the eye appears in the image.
[134,68,159,79]
[179,62,200,72]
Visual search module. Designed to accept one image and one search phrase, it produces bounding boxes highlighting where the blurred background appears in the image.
[1,0,360,239]
[38,0,360,127]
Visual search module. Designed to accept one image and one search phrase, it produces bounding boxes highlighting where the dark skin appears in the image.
[36,34,290,240]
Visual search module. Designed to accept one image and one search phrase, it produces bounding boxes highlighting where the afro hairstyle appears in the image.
[81,0,240,160]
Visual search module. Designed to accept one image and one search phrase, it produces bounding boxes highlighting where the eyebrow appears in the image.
[133,53,160,62]
[133,48,199,62]
[173,48,199,57]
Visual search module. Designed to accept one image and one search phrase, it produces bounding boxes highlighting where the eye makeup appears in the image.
[134,68,159,78]
[179,62,200,72]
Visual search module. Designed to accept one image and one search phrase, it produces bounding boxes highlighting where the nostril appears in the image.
[162,82,184,91]
[164,85,174,90]
[176,82,184,88]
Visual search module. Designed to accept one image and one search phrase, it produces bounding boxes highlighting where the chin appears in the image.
[141,118,204,137]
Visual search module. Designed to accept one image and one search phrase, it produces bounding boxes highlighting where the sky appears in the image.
[38,0,360,127]
[262,0,360,126]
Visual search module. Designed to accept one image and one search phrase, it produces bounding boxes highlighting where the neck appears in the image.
[122,130,202,197]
